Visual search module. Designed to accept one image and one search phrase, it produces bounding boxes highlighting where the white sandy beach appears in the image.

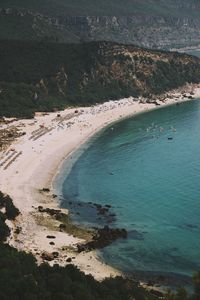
[1,84,200,280]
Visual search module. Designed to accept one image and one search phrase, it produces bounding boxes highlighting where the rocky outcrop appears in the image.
[77,225,127,252]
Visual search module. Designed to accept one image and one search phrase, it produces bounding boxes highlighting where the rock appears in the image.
[59,223,66,232]
[97,207,109,215]
[109,213,116,217]
[42,188,50,192]
[77,225,127,252]
[38,205,43,211]
[49,241,55,245]
[41,252,54,261]
[66,258,72,263]
[38,207,66,221]
[46,235,56,239]
[52,252,59,258]
[152,100,161,106]
[14,226,22,234]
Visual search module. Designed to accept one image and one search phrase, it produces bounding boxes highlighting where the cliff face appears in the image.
[1,7,200,49]
[58,15,200,49]
[1,40,200,117]
[2,0,200,49]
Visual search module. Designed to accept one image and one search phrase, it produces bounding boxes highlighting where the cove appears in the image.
[60,100,200,286]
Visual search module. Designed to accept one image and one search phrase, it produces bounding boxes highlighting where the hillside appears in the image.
[1,40,200,118]
[1,0,200,18]
[1,1,200,49]
[0,9,80,43]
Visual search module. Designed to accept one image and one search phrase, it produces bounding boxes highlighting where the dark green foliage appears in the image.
[4,196,20,220]
[0,12,80,44]
[0,40,200,118]
[193,272,200,300]
[0,243,160,300]
[0,241,199,300]
[0,191,5,207]
[0,192,20,220]
[0,212,10,241]
[0,191,19,241]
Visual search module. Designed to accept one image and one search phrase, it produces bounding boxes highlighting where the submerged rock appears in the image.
[77,225,127,252]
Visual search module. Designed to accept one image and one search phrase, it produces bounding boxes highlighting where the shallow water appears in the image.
[186,50,200,58]
[61,100,200,284]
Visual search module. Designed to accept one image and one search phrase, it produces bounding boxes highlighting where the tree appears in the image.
[193,271,200,300]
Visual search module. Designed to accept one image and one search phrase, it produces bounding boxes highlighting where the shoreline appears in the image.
[1,83,200,281]
[170,45,200,53]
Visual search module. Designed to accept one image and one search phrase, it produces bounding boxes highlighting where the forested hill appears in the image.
[1,40,200,118]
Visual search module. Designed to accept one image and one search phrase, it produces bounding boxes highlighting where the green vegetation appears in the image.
[1,40,200,118]
[0,12,80,43]
[0,212,10,241]
[1,0,200,18]
[0,242,160,300]
[0,191,19,241]
[0,191,20,220]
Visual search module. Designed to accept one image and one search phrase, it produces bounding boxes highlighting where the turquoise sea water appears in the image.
[60,100,200,285]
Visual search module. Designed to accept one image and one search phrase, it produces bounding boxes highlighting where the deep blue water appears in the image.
[60,100,200,285]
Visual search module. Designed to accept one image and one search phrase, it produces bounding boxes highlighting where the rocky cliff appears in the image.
[1,0,200,49]
[58,15,200,50]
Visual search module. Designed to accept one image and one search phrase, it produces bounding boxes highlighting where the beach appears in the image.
[1,84,200,281]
